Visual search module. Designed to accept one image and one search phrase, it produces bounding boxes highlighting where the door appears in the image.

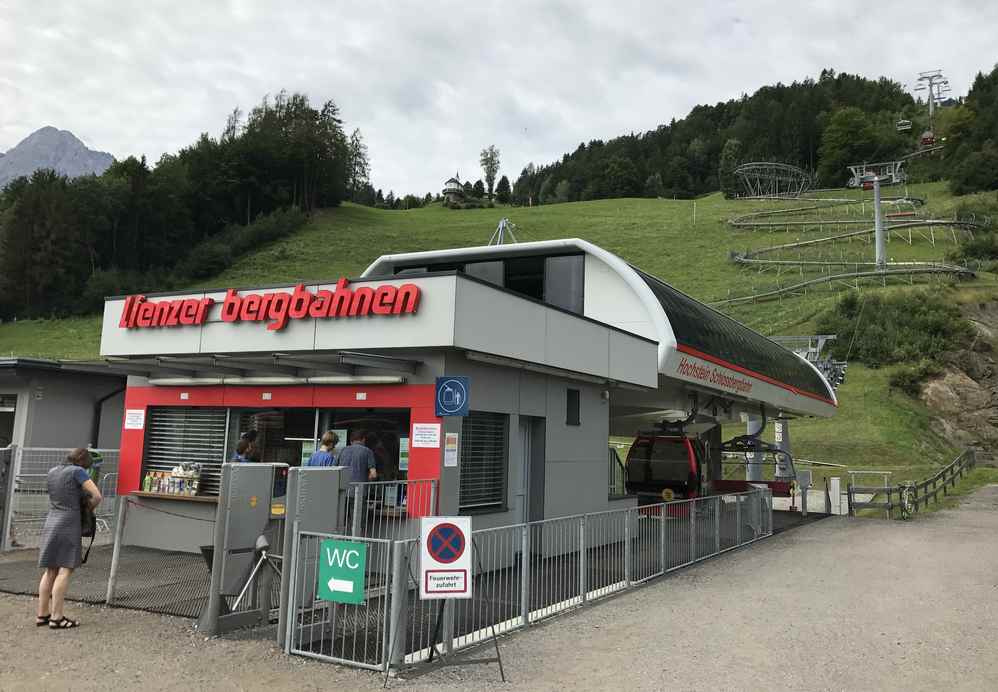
[520,416,546,523]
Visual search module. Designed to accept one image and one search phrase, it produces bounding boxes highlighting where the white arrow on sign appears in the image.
[328,577,354,594]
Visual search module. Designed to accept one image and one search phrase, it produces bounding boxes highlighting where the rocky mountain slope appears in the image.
[921,301,998,457]
[0,126,113,188]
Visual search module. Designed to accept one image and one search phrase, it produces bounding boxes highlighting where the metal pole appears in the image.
[105,495,129,603]
[579,515,587,601]
[659,504,667,574]
[623,511,631,586]
[735,496,742,545]
[746,417,764,482]
[388,540,408,669]
[689,499,696,562]
[520,524,530,627]
[874,177,886,271]
[714,497,720,553]
[0,446,17,552]
[351,484,363,537]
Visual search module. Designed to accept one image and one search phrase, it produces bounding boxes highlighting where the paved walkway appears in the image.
[2,488,997,691]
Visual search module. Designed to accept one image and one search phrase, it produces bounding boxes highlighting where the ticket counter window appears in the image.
[317,408,410,481]
[233,408,316,466]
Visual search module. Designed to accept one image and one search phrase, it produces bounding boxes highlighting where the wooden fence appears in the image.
[847,449,978,520]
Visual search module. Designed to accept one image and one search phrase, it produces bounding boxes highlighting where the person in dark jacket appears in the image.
[36,448,102,629]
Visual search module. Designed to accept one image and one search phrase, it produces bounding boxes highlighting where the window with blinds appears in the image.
[143,407,228,495]
[459,411,509,511]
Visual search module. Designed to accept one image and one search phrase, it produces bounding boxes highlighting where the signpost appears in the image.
[317,538,367,605]
[420,517,472,599]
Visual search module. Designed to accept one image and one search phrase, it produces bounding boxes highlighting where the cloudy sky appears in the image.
[2,1,995,194]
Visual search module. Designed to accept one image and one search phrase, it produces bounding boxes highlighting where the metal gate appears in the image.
[284,531,394,670]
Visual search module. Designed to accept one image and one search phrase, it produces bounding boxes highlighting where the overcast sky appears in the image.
[2,1,995,195]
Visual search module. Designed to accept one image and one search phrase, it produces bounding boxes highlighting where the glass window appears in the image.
[566,388,581,426]
[465,260,504,287]
[544,255,584,313]
[143,407,228,495]
[504,256,545,301]
[459,411,509,511]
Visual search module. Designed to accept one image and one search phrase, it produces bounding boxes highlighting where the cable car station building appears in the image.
[100,238,836,547]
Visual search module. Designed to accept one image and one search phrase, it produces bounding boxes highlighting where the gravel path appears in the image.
[3,487,998,691]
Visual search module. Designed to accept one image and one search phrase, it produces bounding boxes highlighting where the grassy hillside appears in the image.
[1,181,993,473]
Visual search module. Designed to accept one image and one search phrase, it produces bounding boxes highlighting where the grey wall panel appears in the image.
[517,371,547,418]
[453,279,547,362]
[98,391,125,448]
[609,330,659,388]
[545,310,609,378]
[23,372,126,448]
[122,497,216,552]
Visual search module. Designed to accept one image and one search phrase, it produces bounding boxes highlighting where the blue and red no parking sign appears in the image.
[420,516,472,599]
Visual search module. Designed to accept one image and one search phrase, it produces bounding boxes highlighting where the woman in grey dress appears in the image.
[36,448,102,629]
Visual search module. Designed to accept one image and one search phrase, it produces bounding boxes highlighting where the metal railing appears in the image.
[3,447,120,550]
[284,488,772,671]
[847,450,978,519]
[1,446,16,551]
[349,479,437,540]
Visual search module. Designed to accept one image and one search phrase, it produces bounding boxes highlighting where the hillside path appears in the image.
[2,487,998,691]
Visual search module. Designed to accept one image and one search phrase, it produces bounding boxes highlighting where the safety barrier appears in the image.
[349,479,437,541]
[1,447,119,551]
[283,488,772,672]
[1,446,16,551]
[848,450,978,519]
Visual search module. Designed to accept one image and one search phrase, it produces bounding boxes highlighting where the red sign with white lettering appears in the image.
[118,279,421,331]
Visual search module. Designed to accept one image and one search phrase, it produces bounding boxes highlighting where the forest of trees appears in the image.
[0,91,357,319]
[512,69,920,203]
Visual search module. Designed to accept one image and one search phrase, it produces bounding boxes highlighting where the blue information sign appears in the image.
[435,377,470,417]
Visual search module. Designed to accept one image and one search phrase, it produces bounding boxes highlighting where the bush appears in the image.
[946,234,998,265]
[171,207,307,283]
[817,290,974,368]
[889,360,942,397]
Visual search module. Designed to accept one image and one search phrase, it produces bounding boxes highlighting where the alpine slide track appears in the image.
[711,191,985,307]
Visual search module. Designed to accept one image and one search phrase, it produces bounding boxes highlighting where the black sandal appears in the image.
[48,616,79,630]
[35,615,50,626]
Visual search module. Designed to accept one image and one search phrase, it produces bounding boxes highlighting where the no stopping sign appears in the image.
[420,516,472,599]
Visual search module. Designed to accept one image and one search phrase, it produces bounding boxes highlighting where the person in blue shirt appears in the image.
[306,431,339,467]
[231,438,254,463]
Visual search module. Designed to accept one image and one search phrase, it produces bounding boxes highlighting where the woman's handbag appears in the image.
[80,497,97,564]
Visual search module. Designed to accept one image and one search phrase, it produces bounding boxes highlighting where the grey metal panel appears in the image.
[453,278,547,362]
[545,310,609,378]
[609,330,659,388]
[121,496,216,553]
[220,463,286,595]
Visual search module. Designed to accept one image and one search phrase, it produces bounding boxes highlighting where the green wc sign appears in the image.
[317,539,367,604]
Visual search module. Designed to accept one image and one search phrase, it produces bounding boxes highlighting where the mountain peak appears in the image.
[0,127,114,188]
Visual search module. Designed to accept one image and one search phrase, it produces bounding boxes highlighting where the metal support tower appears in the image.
[489,217,519,246]
[873,176,886,271]
[914,70,951,129]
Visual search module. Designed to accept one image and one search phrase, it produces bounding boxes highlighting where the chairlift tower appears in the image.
[489,218,519,246]
[861,174,888,272]
[914,70,951,130]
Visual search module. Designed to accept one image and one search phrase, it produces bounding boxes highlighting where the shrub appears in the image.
[817,290,975,368]
[889,360,942,397]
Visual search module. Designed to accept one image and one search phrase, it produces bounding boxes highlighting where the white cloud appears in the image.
[2,0,994,194]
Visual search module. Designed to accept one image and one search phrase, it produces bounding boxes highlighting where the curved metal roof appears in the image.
[364,238,836,416]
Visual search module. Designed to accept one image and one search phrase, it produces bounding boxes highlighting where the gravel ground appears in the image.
[3,486,997,691]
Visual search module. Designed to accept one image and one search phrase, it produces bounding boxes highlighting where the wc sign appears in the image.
[435,376,470,417]
[317,539,367,604]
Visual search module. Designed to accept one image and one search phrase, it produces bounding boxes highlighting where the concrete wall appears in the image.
[442,353,636,531]
[0,369,125,449]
